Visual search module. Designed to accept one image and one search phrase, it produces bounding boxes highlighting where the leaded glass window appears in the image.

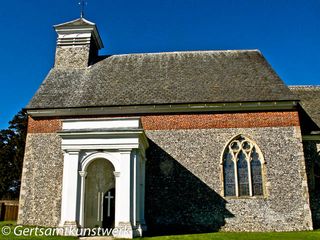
[237,152,249,196]
[222,135,264,197]
[224,152,235,196]
[251,148,263,195]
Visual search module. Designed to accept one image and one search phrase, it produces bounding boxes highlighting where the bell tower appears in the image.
[53,18,104,68]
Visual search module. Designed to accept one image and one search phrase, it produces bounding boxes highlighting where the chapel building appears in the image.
[17,17,320,238]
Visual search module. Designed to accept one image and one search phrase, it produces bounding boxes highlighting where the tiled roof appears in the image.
[289,86,320,129]
[27,50,296,109]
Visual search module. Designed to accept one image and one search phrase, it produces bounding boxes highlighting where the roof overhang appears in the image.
[27,101,298,118]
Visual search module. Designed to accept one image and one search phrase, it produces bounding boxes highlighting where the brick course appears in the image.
[28,111,300,133]
[141,111,300,130]
[28,117,62,133]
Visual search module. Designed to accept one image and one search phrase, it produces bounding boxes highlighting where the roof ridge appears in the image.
[102,49,261,58]
[289,85,320,89]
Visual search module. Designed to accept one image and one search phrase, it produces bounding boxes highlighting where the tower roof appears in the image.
[54,17,96,28]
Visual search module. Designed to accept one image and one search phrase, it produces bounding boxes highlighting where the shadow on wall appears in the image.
[145,139,234,236]
[303,141,320,229]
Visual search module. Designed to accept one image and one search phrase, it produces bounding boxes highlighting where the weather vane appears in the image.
[79,0,87,18]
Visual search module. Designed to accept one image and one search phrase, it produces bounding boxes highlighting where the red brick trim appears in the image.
[141,111,300,130]
[28,116,62,133]
[27,111,300,133]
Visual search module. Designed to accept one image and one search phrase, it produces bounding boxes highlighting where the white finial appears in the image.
[79,0,87,18]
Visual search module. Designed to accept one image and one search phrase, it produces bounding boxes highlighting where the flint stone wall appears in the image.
[145,126,313,234]
[17,133,63,226]
[17,119,313,233]
[55,45,90,68]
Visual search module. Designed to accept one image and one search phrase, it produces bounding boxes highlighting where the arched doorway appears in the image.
[84,158,115,229]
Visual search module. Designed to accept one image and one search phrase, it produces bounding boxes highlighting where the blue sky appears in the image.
[0,0,319,129]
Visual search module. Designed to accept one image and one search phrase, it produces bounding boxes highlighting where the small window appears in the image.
[222,135,264,197]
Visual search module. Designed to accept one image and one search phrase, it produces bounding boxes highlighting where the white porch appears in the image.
[58,117,148,238]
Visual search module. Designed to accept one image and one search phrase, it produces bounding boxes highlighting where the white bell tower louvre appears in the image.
[58,117,148,238]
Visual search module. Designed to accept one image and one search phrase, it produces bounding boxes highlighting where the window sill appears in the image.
[224,195,267,200]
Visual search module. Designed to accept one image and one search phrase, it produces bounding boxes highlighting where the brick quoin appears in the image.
[27,111,300,133]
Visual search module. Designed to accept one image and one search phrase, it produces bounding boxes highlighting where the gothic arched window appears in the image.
[222,135,264,197]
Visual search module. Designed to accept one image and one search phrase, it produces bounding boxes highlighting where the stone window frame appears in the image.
[220,134,266,198]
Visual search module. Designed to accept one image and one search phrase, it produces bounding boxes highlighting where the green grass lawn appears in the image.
[0,221,76,240]
[1,221,320,239]
[142,231,320,240]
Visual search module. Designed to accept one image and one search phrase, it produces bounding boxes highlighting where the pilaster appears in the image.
[60,150,80,233]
